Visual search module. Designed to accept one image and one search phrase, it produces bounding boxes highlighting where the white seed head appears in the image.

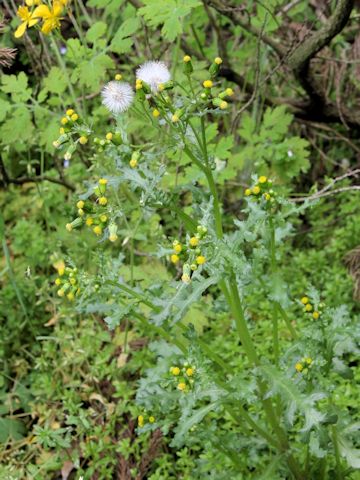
[101,81,134,114]
[136,61,171,92]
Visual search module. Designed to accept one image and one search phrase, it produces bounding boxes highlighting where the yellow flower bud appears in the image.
[171,114,179,123]
[79,136,88,145]
[171,254,180,264]
[214,57,223,65]
[106,132,113,141]
[196,255,206,265]
[59,127,65,135]
[264,193,271,201]
[252,186,260,195]
[225,88,234,96]
[301,296,309,305]
[71,113,79,121]
[57,289,65,297]
[173,244,182,254]
[55,278,61,286]
[67,292,74,301]
[313,311,320,320]
[183,55,191,62]
[100,214,108,223]
[109,234,118,242]
[259,176,267,184]
[99,178,108,185]
[171,366,180,376]
[219,101,228,110]
[129,158,138,168]
[149,416,155,423]
[177,382,187,391]
[186,367,194,376]
[93,225,102,236]
[189,237,199,247]
[98,196,108,206]
[181,273,191,283]
[138,415,144,427]
[61,117,68,125]
[66,223,72,232]
[158,83,165,91]
[295,362,303,373]
[77,200,84,209]
[66,109,74,116]
[152,109,160,118]
[305,303,313,312]
[245,188,251,196]
[203,80,213,89]
[115,73,122,81]
[86,217,94,226]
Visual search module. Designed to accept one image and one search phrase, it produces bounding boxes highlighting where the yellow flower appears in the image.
[14,6,39,38]
[57,288,65,297]
[170,366,180,376]
[173,243,182,254]
[65,223,72,232]
[106,132,113,141]
[25,0,41,5]
[137,415,144,427]
[115,73,122,81]
[79,136,88,145]
[67,292,74,301]
[313,311,320,320]
[99,178,108,185]
[301,296,309,304]
[196,255,206,265]
[93,226,102,236]
[305,303,313,312]
[258,176,267,184]
[149,416,155,423]
[170,254,179,264]
[86,217,94,226]
[98,196,108,206]
[252,186,260,195]
[219,101,228,110]
[66,109,74,116]
[186,367,194,376]
[245,188,251,196]
[214,57,222,65]
[33,1,64,35]
[100,214,108,223]
[177,382,187,391]
[189,237,199,247]
[295,362,303,373]
[183,55,191,62]
[203,80,213,89]
[76,200,84,209]
[55,278,61,286]
[152,109,160,118]
[225,88,234,96]
[61,117,68,125]
[129,158,138,168]
[71,113,78,121]
[264,193,271,201]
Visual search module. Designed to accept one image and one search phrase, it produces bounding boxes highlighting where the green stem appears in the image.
[332,426,342,479]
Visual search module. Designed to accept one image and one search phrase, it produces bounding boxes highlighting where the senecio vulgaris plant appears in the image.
[52,57,360,479]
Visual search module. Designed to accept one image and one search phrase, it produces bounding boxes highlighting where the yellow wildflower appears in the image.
[295,362,303,373]
[98,196,108,206]
[79,136,88,145]
[86,217,93,226]
[183,55,191,62]
[170,254,179,264]
[14,6,39,38]
[258,176,267,184]
[66,109,74,116]
[252,186,260,195]
[115,73,122,81]
[189,237,199,247]
[173,244,182,254]
[214,57,222,65]
[196,255,206,265]
[170,366,180,376]
[186,368,194,376]
[305,304,313,312]
[33,1,65,35]
[301,296,309,305]
[203,80,213,88]
[106,132,113,141]
[93,226,102,236]
[245,188,251,196]
[177,382,187,391]
[313,311,320,320]
[152,109,160,118]
[149,416,155,423]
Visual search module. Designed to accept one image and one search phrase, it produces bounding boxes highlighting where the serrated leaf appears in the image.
[43,67,67,95]
[110,17,140,54]
[1,72,32,103]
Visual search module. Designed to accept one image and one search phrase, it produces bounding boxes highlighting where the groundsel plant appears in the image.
[53,56,360,479]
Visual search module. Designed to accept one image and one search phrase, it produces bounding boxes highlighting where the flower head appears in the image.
[14,6,39,38]
[136,61,171,93]
[101,81,134,114]
[33,1,64,35]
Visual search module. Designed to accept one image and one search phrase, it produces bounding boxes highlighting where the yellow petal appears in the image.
[33,4,51,18]
[28,18,39,27]
[41,19,53,34]
[17,6,30,21]
[52,1,64,17]
[14,22,27,38]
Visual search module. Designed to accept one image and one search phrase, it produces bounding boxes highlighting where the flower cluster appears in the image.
[54,265,80,301]
[15,0,67,38]
[53,108,90,163]
[170,226,208,283]
[65,179,118,242]
[244,176,275,203]
[169,362,196,393]
[295,356,313,375]
[300,296,323,320]
[137,413,156,428]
